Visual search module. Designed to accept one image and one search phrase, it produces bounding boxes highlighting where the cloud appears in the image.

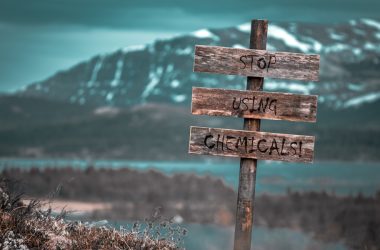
[0,0,379,92]
[1,0,379,30]
[0,21,178,92]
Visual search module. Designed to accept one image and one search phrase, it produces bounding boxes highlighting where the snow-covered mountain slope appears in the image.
[20,19,380,109]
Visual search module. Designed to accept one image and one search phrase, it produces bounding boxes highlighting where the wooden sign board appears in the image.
[189,126,315,163]
[192,87,318,122]
[194,45,320,81]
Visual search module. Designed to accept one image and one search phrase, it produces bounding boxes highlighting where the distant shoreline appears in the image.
[3,166,380,249]
[1,157,379,167]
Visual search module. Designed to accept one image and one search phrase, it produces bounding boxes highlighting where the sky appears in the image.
[0,0,379,92]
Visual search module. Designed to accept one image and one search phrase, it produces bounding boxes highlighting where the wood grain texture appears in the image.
[234,20,268,250]
[189,126,315,163]
[191,87,318,122]
[193,45,320,81]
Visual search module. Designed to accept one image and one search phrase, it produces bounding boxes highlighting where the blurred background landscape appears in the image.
[0,0,379,249]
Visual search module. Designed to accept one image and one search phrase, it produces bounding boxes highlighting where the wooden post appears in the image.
[191,17,319,249]
[233,19,268,250]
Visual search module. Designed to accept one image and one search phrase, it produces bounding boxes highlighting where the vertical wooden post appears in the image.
[233,19,268,250]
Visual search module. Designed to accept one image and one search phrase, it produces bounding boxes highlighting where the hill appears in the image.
[18,19,380,109]
[0,95,379,161]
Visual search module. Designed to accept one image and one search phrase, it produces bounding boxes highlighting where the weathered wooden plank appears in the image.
[189,126,315,163]
[193,45,320,81]
[191,87,318,122]
[233,19,267,250]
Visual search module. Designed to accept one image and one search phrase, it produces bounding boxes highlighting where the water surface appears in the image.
[1,158,379,195]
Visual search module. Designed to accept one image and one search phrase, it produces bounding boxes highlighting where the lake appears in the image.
[2,158,376,249]
[107,221,347,250]
[1,158,379,195]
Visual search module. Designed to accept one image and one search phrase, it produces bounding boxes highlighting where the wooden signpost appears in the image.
[192,87,318,122]
[189,126,315,163]
[188,19,320,250]
[194,45,320,81]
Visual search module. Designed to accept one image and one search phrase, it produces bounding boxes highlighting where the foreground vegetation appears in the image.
[0,179,181,249]
[2,167,380,250]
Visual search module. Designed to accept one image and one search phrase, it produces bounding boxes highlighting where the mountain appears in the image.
[0,95,236,159]
[19,19,380,109]
[0,94,379,161]
[1,19,380,161]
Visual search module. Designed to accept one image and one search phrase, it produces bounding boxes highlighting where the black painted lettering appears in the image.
[226,136,236,151]
[235,136,248,153]
[232,97,241,110]
[298,141,303,157]
[258,139,268,153]
[257,57,266,70]
[249,96,258,113]
[267,55,276,72]
[241,98,249,111]
[216,134,224,151]
[239,56,247,69]
[204,135,215,149]
[248,137,255,153]
[269,139,280,155]
[249,55,255,70]
[290,142,298,156]
[280,138,289,156]
[258,98,270,113]
[269,99,277,115]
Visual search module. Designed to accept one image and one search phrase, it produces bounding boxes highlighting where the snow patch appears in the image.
[156,67,163,75]
[232,44,245,49]
[237,23,250,33]
[313,41,323,52]
[361,19,380,30]
[176,47,192,55]
[172,94,186,103]
[170,80,180,88]
[266,43,276,51]
[348,83,364,91]
[344,92,380,108]
[166,64,174,73]
[141,67,163,99]
[268,25,311,52]
[330,33,345,41]
[353,48,362,56]
[94,107,120,116]
[122,44,146,53]
[226,75,236,81]
[192,29,219,40]
[364,42,378,51]
[111,56,124,87]
[202,77,219,86]
[353,28,366,36]
[106,92,114,101]
[323,43,351,53]
[87,56,104,87]
[265,81,315,94]
[303,37,322,52]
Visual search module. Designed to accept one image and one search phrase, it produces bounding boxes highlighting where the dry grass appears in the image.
[0,179,183,250]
